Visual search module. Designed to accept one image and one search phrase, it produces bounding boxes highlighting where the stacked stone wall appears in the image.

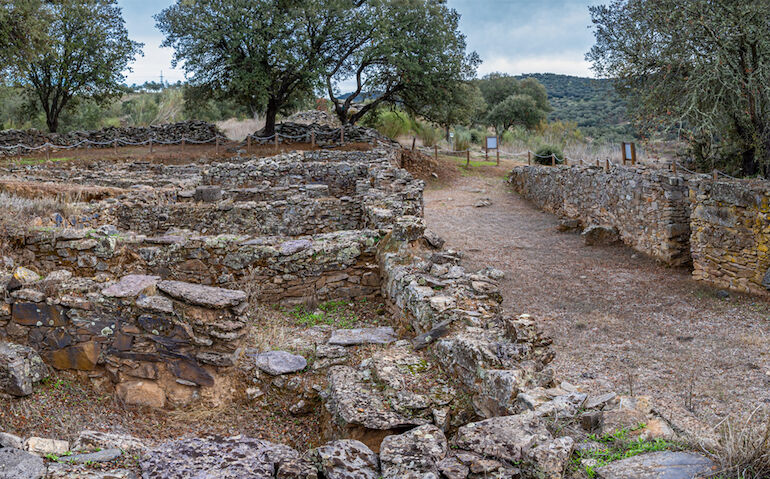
[508,164,692,266]
[689,179,770,295]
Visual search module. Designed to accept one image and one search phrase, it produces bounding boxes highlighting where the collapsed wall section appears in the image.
[508,164,692,266]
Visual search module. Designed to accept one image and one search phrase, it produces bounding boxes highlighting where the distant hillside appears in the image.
[516,73,633,141]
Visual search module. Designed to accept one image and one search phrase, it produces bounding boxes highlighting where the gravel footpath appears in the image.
[424,167,770,439]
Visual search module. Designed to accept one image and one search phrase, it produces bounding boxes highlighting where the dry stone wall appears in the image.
[508,164,692,265]
[509,163,770,296]
[689,178,770,295]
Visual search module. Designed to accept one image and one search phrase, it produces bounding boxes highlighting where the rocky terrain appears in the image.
[0,119,720,479]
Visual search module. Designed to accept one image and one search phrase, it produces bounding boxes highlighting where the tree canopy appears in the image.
[2,0,142,132]
[156,0,341,136]
[588,0,770,175]
[475,73,551,133]
[323,0,480,126]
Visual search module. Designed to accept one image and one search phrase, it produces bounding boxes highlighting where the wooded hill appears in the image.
[516,73,632,141]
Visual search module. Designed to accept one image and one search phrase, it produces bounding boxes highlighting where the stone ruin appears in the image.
[0,123,714,479]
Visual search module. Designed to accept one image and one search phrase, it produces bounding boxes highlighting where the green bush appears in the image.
[534,144,564,165]
[415,121,441,147]
[454,130,471,151]
[376,110,412,139]
[469,128,486,144]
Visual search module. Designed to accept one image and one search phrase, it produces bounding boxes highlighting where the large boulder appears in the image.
[0,342,48,396]
[451,412,574,479]
[0,447,46,479]
[379,425,447,478]
[140,435,314,479]
[308,439,379,479]
[255,351,307,375]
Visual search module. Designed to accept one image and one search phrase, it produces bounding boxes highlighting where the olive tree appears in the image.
[3,0,142,132]
[588,0,770,175]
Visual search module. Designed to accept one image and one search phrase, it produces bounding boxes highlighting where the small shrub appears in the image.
[454,130,471,151]
[469,128,487,145]
[376,111,412,139]
[415,122,441,147]
[533,144,564,165]
[708,407,770,479]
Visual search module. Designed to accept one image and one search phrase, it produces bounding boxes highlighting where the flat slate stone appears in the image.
[102,275,159,298]
[329,327,397,346]
[279,239,312,255]
[65,448,122,464]
[157,280,247,308]
[596,451,715,479]
[0,447,46,479]
[255,351,307,375]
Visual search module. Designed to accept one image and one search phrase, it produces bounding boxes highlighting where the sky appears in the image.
[118,0,604,87]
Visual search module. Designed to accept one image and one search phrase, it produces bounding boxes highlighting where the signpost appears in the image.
[485,136,499,165]
[621,142,636,166]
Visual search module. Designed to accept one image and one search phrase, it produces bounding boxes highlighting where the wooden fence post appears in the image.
[411,137,416,151]
[45,145,50,162]
[527,151,531,165]
[466,150,470,167]
[496,149,500,166]
[275,133,279,152]
[182,138,186,151]
[216,136,220,155]
[434,144,438,162]
[672,161,677,174]
[247,135,251,153]
[149,138,153,154]
[604,159,609,172]
[310,130,315,148]
[595,159,599,167]
[551,154,555,166]
[114,139,118,156]
[712,169,718,180]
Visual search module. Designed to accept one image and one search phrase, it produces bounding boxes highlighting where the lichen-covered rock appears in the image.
[255,351,307,375]
[101,275,159,298]
[581,225,620,246]
[379,425,447,478]
[140,436,311,479]
[157,281,247,308]
[0,342,48,396]
[0,447,46,479]
[72,430,146,454]
[595,451,714,479]
[309,439,379,479]
[328,327,397,346]
[451,412,573,478]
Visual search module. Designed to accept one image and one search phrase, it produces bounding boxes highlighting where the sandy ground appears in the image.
[423,158,770,440]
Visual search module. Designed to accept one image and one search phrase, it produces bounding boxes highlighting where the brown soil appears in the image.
[424,156,770,440]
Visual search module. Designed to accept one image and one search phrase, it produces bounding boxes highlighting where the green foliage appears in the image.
[156,0,325,135]
[375,110,413,139]
[453,129,471,151]
[487,94,546,132]
[290,300,356,329]
[476,73,551,133]
[533,145,564,165]
[588,1,770,176]
[414,121,442,147]
[324,0,479,126]
[572,424,680,478]
[2,0,142,132]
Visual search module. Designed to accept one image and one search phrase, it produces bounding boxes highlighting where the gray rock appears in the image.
[194,185,222,203]
[46,463,137,478]
[0,431,23,449]
[102,275,159,298]
[379,425,447,478]
[72,430,146,454]
[423,230,445,249]
[0,342,48,396]
[581,225,620,246]
[135,295,174,313]
[255,351,307,375]
[596,451,715,479]
[309,439,379,479]
[157,280,247,308]
[280,239,312,255]
[474,198,492,207]
[0,447,46,479]
[140,435,310,479]
[328,327,397,346]
[64,448,122,464]
[452,412,574,477]
[557,218,581,232]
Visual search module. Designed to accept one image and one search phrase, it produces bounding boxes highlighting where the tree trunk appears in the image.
[46,113,59,133]
[263,98,278,137]
[445,126,450,143]
[741,147,758,176]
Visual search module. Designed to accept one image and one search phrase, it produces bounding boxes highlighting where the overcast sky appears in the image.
[118,0,603,86]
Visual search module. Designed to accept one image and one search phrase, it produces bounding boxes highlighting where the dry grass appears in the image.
[216,117,264,141]
[0,191,82,227]
[707,407,770,479]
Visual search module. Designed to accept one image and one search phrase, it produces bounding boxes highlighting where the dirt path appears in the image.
[424,162,770,438]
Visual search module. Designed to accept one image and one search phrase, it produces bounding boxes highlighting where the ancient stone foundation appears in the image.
[509,164,770,295]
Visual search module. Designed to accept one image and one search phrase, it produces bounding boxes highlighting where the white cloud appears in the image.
[124,44,185,86]
[479,55,595,78]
